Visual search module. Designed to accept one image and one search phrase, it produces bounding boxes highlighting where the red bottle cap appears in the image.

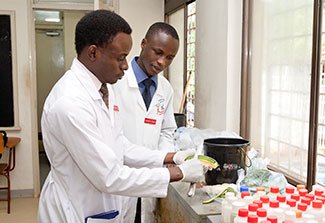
[241,191,251,199]
[277,194,286,203]
[270,186,279,193]
[306,193,315,200]
[312,200,323,208]
[238,208,249,217]
[285,186,295,194]
[298,189,308,197]
[301,197,311,205]
[260,195,270,203]
[290,194,300,201]
[267,216,278,223]
[269,200,279,208]
[253,200,263,208]
[297,203,307,211]
[248,203,258,212]
[286,199,296,207]
[257,208,267,217]
[315,189,324,196]
[247,215,258,223]
[316,196,325,204]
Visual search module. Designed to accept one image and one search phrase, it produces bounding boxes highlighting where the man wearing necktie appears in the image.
[113,22,179,223]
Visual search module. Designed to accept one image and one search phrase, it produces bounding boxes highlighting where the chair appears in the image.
[0,137,21,214]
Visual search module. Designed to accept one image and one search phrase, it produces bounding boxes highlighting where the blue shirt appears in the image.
[131,57,158,99]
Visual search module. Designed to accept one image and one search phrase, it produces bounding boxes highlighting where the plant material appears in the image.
[185,155,219,170]
[202,187,237,204]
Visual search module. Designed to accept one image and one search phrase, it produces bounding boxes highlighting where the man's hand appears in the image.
[178,158,205,183]
[173,149,196,165]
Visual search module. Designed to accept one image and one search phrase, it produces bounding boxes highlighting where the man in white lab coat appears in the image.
[38,10,203,223]
[113,23,179,223]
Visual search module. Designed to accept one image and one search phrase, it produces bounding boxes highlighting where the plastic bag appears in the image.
[237,148,288,194]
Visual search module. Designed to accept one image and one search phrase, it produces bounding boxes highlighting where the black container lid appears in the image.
[204,137,250,147]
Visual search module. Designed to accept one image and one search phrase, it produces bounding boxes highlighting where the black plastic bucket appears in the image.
[203,138,250,185]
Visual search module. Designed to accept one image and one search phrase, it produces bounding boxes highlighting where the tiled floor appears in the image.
[0,197,39,223]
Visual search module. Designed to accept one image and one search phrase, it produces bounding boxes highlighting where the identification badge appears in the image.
[156,98,165,115]
[144,118,156,125]
[113,105,119,111]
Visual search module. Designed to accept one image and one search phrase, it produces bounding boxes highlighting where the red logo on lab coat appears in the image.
[144,118,156,125]
[113,105,119,111]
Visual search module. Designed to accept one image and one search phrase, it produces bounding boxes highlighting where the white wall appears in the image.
[0,0,39,196]
[119,0,164,61]
[195,0,242,133]
[167,8,185,113]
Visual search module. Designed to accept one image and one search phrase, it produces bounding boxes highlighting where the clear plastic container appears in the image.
[256,208,267,222]
[308,200,323,222]
[268,186,279,201]
[268,200,279,216]
[248,203,258,216]
[254,191,267,201]
[303,213,315,221]
[221,192,235,223]
[231,201,246,223]
[223,196,238,223]
[273,209,284,222]
[284,210,296,221]
[260,195,270,209]
[234,208,248,223]
[243,196,254,208]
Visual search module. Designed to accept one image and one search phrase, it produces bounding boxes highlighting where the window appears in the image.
[0,11,18,129]
[186,1,196,127]
[248,0,314,185]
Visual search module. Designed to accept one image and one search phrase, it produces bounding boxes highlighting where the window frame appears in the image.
[241,0,323,190]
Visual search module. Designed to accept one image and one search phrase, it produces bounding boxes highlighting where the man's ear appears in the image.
[141,38,147,49]
[87,45,98,62]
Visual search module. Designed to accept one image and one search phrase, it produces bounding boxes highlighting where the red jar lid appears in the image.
[241,191,251,199]
[257,208,267,217]
[298,189,308,197]
[248,203,258,212]
[267,216,278,223]
[277,194,286,203]
[253,200,263,208]
[306,193,315,200]
[238,208,249,217]
[270,186,279,193]
[269,200,279,208]
[316,196,325,204]
[312,200,323,208]
[301,197,311,205]
[247,215,258,223]
[286,199,296,207]
[315,189,324,196]
[290,194,300,201]
[285,186,295,194]
[297,202,307,211]
[260,195,270,203]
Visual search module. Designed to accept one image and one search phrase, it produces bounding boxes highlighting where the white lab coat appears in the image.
[38,58,171,223]
[113,62,177,223]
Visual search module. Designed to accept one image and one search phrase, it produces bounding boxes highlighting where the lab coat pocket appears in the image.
[85,210,119,223]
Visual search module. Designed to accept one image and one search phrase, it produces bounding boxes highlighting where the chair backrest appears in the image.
[0,130,8,158]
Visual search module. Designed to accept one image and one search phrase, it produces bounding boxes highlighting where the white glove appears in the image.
[173,149,196,165]
[178,158,205,183]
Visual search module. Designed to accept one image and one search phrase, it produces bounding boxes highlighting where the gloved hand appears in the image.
[173,149,196,165]
[178,158,205,183]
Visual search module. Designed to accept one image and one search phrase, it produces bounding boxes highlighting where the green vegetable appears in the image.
[202,187,237,204]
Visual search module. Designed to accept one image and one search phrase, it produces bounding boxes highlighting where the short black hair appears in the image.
[75,10,132,55]
[145,22,179,41]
